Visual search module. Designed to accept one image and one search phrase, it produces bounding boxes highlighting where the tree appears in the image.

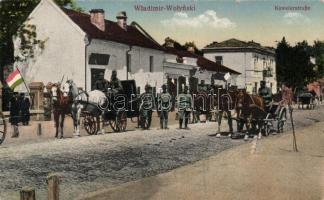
[0,0,81,82]
[312,40,324,78]
[275,37,316,90]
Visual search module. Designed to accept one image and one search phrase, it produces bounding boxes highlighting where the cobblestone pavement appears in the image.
[0,105,323,200]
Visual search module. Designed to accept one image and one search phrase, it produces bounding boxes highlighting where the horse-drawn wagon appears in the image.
[297,92,315,109]
[81,80,139,135]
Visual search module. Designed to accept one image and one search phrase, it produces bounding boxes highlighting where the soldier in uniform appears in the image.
[158,84,172,129]
[110,70,123,94]
[177,85,192,129]
[9,92,19,137]
[139,84,155,129]
[94,71,109,93]
[258,80,272,111]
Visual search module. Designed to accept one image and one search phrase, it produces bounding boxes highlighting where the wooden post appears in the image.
[47,173,60,200]
[37,123,42,136]
[20,187,36,200]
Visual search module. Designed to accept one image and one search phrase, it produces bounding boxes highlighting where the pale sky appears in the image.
[75,0,324,48]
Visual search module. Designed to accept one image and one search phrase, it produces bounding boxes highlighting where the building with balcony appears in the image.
[202,39,277,94]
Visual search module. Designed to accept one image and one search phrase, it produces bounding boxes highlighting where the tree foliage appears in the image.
[275,37,323,90]
[0,0,81,81]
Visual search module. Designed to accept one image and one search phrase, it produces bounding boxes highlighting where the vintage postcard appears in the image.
[0,0,323,199]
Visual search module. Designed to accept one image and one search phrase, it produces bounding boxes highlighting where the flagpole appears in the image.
[15,66,30,95]
[15,66,34,108]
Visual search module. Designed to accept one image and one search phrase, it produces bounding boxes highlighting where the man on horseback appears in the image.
[258,80,272,111]
[177,85,192,129]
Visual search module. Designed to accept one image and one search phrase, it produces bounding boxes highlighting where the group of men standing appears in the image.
[9,92,31,137]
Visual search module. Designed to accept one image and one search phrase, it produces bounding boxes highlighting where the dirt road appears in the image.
[0,106,323,200]
[81,121,324,200]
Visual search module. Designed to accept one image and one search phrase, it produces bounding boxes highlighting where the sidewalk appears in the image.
[78,122,324,200]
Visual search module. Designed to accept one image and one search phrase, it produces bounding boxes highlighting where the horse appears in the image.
[214,88,238,137]
[192,90,211,123]
[61,80,107,137]
[236,89,266,140]
[46,82,71,138]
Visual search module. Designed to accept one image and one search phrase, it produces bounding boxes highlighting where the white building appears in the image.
[202,39,277,93]
[13,0,239,95]
[163,38,240,91]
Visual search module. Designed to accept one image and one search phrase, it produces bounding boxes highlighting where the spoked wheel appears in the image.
[109,110,127,132]
[262,114,272,136]
[0,112,7,145]
[83,113,98,135]
[277,107,287,133]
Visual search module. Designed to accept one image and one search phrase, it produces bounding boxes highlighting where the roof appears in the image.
[63,9,164,51]
[165,47,240,75]
[203,38,275,55]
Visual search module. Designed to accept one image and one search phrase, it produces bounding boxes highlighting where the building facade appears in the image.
[203,39,277,94]
[13,0,240,97]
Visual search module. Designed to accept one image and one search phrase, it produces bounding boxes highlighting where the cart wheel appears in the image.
[0,112,7,145]
[261,114,272,136]
[83,113,98,135]
[277,107,286,133]
[109,117,120,132]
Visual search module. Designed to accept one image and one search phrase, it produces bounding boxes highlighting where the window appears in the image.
[89,53,110,65]
[149,56,154,72]
[127,53,131,72]
[215,56,223,65]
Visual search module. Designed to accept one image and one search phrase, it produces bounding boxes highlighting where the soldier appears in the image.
[177,85,192,129]
[158,84,172,129]
[9,92,19,137]
[258,80,272,110]
[110,70,123,94]
[94,71,109,93]
[139,84,155,129]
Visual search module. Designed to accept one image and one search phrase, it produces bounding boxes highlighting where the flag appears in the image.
[224,72,231,81]
[6,69,23,89]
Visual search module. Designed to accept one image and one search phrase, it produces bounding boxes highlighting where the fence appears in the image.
[20,173,60,200]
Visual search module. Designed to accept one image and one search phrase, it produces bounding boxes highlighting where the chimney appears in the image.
[165,37,174,48]
[187,46,195,53]
[116,11,127,30]
[90,9,105,32]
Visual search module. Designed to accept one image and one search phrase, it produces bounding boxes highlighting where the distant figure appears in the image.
[110,70,123,94]
[258,80,272,109]
[9,92,19,137]
[158,84,171,129]
[177,85,192,129]
[281,84,293,106]
[21,94,31,126]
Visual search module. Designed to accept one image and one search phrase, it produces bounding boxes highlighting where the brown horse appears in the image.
[214,88,239,137]
[46,82,71,138]
[236,89,266,140]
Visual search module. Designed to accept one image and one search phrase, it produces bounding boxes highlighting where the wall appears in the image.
[204,51,277,93]
[14,0,86,92]
[87,39,165,92]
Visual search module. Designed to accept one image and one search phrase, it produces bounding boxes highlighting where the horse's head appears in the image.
[61,80,73,98]
[46,82,61,102]
[236,89,247,108]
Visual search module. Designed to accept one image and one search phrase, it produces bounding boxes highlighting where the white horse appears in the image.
[61,80,107,136]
